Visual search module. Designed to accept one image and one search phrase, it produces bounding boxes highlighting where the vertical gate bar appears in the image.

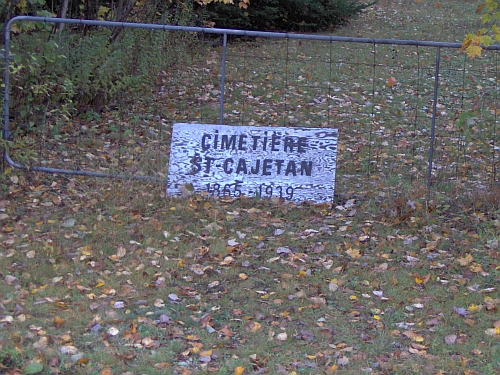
[3,23,11,143]
[368,43,376,176]
[219,33,228,125]
[427,46,441,200]
[492,51,499,185]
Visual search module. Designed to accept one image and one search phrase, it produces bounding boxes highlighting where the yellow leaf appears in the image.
[346,247,361,259]
[177,259,185,268]
[234,366,245,375]
[53,316,65,326]
[76,357,90,365]
[328,364,339,373]
[468,304,480,312]
[470,263,484,273]
[81,245,92,256]
[95,280,105,288]
[238,273,249,280]
[467,45,483,58]
[457,253,474,266]
[244,321,262,332]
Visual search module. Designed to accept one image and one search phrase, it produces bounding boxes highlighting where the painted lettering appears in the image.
[238,135,247,151]
[285,161,296,176]
[275,159,285,174]
[300,161,313,176]
[298,137,307,153]
[250,160,261,174]
[262,159,272,176]
[221,135,237,150]
[271,134,281,151]
[251,135,260,150]
[190,153,202,174]
[284,137,295,152]
[223,158,233,174]
[205,156,215,173]
[236,158,248,174]
[201,134,211,150]
[214,130,219,149]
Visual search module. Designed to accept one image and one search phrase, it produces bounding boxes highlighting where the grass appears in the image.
[1,1,500,374]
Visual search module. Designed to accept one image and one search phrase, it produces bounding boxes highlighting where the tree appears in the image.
[462,0,500,57]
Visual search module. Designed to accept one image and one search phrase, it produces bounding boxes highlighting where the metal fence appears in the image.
[2,16,500,200]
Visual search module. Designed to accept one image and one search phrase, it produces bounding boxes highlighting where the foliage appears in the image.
[203,0,375,31]
[462,0,500,57]
[6,6,201,134]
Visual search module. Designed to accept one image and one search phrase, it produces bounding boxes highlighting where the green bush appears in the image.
[5,5,201,134]
[203,0,376,32]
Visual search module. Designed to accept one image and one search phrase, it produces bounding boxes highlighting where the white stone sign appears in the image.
[166,123,338,203]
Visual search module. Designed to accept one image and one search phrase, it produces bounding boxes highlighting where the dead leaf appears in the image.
[244,321,262,333]
[387,76,397,87]
[337,356,349,366]
[276,332,287,341]
[345,247,361,259]
[53,316,65,327]
[445,334,457,344]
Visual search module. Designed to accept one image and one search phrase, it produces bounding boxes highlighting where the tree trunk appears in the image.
[57,0,70,36]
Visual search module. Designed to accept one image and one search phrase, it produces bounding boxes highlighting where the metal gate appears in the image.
[3,16,500,199]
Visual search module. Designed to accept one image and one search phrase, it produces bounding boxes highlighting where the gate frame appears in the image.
[3,16,500,198]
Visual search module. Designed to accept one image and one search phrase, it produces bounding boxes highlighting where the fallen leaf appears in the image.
[346,247,361,259]
[337,356,349,366]
[244,321,262,333]
[23,362,44,374]
[60,346,79,355]
[387,76,397,87]
[445,334,457,344]
[276,332,287,341]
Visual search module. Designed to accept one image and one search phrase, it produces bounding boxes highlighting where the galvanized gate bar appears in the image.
[8,16,500,48]
[427,46,441,200]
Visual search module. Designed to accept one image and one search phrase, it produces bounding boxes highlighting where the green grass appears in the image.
[0,174,499,374]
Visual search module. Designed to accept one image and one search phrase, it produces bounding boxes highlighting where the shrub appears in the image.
[203,0,376,32]
[5,5,201,134]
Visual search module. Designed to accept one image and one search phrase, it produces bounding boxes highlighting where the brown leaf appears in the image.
[53,316,65,327]
[150,218,162,231]
[244,321,262,333]
[310,296,326,307]
[200,313,212,328]
[445,334,457,344]
[48,357,60,367]
[219,327,234,337]
[76,357,90,365]
[387,76,397,87]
